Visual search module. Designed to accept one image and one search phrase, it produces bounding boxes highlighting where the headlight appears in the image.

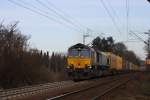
[89,66,92,69]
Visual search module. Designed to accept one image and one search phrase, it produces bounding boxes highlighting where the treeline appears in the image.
[92,36,141,65]
[0,23,67,89]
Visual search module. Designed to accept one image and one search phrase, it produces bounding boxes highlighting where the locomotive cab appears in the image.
[66,43,96,79]
[67,46,92,69]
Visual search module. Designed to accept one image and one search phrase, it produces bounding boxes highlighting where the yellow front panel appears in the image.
[67,57,91,69]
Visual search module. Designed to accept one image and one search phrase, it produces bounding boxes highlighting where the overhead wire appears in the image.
[8,0,83,33]
[18,0,60,19]
[125,1,145,43]
[105,0,123,28]
[99,0,122,36]
[124,0,146,44]
[35,0,84,33]
[45,0,87,30]
[130,31,147,44]
[8,0,104,41]
[43,0,101,43]
[8,0,63,25]
[126,0,130,40]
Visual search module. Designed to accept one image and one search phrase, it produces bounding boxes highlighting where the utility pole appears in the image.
[83,28,92,44]
[83,34,89,44]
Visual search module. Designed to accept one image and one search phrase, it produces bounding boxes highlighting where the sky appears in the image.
[0,0,150,60]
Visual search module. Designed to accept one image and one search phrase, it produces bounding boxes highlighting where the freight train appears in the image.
[66,43,139,80]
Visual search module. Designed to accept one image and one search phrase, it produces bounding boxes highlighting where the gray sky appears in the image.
[1,0,150,60]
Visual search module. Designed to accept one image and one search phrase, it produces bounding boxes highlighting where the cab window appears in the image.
[68,50,78,57]
[80,50,90,58]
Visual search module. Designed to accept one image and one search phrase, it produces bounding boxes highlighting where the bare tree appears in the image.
[0,22,29,88]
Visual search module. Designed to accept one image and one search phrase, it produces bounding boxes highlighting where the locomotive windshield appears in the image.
[68,49,90,57]
[80,50,90,58]
[68,50,78,57]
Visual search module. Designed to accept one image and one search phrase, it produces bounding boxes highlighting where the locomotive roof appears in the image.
[68,43,91,50]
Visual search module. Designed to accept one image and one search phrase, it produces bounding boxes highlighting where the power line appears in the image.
[45,0,99,36]
[121,40,143,43]
[19,0,59,19]
[8,0,104,41]
[39,0,99,43]
[126,0,130,40]
[23,0,84,33]
[44,0,100,36]
[8,0,83,33]
[45,0,87,30]
[105,0,123,28]
[99,0,122,35]
[8,0,62,24]
[130,31,147,44]
[35,0,84,33]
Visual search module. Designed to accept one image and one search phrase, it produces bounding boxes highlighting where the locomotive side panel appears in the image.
[116,56,123,70]
[100,52,108,66]
[95,51,108,67]
[106,52,117,69]
[106,52,123,70]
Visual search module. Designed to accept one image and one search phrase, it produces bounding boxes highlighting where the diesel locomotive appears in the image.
[66,43,139,80]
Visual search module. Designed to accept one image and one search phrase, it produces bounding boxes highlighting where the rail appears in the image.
[47,74,132,100]
[0,81,73,100]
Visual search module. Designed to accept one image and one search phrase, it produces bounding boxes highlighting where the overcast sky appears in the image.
[1,0,150,60]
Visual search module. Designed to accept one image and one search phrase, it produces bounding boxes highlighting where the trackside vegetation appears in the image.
[0,22,67,89]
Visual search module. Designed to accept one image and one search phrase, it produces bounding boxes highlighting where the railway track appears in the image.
[0,78,105,100]
[0,73,134,100]
[48,74,132,100]
[91,79,130,100]
[0,81,74,100]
